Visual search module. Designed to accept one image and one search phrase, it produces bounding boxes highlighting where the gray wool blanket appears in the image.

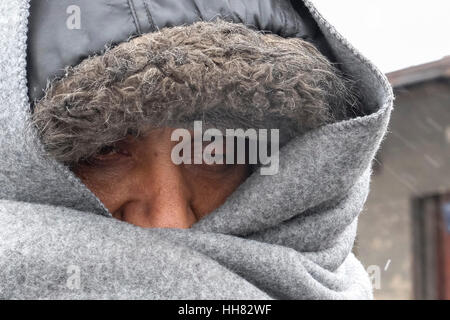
[0,0,393,299]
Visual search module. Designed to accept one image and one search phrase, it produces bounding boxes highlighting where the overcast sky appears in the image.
[311,0,450,73]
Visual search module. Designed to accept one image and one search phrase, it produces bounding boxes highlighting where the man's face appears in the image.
[73,128,251,229]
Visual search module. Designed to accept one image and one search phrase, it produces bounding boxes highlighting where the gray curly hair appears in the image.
[32,19,360,165]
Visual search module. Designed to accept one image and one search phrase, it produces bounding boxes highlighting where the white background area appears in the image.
[311,0,450,73]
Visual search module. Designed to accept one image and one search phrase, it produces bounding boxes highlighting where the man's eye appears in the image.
[198,162,236,173]
[98,145,117,155]
[90,144,131,163]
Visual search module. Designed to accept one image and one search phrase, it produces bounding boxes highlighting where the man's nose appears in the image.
[120,144,197,229]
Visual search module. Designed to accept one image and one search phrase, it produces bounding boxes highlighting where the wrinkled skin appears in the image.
[73,128,251,229]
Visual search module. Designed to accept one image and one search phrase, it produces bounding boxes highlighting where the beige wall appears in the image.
[356,79,450,299]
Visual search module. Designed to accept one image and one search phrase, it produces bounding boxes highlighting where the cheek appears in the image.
[188,165,251,218]
[72,165,132,213]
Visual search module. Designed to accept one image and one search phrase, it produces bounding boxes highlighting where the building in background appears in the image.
[356,56,450,299]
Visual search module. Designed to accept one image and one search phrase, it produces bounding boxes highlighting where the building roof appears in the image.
[386,56,450,88]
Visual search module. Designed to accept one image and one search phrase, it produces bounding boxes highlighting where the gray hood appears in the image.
[27,0,335,105]
[0,0,394,299]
